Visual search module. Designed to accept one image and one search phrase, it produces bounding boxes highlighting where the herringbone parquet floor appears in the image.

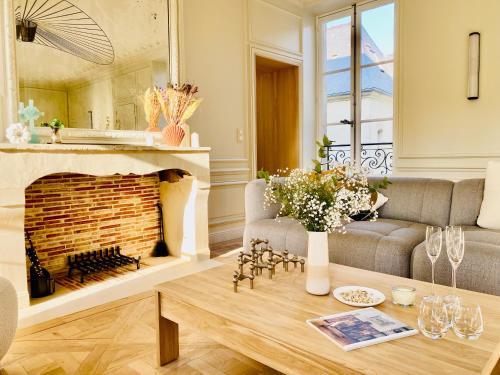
[1,239,281,375]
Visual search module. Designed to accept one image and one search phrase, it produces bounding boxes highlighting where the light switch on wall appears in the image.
[237,128,244,143]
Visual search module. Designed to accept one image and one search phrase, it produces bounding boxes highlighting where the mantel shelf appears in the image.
[0,143,211,153]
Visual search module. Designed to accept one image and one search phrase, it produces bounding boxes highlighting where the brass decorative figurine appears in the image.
[232,238,305,292]
[233,257,255,292]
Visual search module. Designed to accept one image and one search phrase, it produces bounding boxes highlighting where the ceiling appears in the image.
[303,0,354,14]
[16,0,169,89]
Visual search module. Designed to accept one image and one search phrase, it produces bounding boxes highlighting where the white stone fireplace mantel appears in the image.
[0,143,211,309]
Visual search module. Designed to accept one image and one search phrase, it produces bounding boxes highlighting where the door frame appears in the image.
[249,47,303,178]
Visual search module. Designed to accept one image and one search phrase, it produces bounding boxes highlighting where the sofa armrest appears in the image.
[245,179,279,224]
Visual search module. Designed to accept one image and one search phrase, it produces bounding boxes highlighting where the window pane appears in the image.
[360,121,393,175]
[324,16,351,72]
[326,125,351,166]
[360,3,394,65]
[361,63,393,120]
[325,72,351,125]
[361,120,393,144]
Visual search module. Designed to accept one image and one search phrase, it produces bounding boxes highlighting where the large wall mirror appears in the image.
[1,0,179,142]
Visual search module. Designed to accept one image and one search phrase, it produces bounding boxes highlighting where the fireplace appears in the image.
[25,172,162,276]
[0,144,211,311]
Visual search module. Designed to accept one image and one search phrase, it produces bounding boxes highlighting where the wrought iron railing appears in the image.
[324,142,393,175]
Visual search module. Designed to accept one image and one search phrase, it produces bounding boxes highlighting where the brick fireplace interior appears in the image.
[24,172,163,284]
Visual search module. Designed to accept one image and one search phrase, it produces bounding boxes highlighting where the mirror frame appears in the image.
[0,0,180,144]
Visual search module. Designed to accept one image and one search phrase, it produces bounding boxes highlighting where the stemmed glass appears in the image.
[425,226,442,294]
[445,226,465,291]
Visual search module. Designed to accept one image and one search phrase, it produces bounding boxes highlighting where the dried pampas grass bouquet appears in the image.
[157,83,203,127]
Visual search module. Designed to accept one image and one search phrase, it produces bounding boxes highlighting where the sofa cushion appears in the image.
[333,219,427,277]
[478,161,500,230]
[369,177,454,228]
[411,227,500,295]
[244,217,427,278]
[243,217,303,252]
[245,179,279,224]
[449,179,484,226]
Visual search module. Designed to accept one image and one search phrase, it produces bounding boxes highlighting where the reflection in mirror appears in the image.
[15,0,170,131]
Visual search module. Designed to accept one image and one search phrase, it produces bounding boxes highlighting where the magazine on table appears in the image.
[307,307,417,351]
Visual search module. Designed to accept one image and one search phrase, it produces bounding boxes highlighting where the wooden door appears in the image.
[256,56,299,174]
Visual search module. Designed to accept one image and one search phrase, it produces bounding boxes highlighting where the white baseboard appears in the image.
[209,226,244,244]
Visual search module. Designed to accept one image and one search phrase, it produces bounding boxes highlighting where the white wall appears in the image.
[181,0,311,243]
[0,15,5,133]
[395,0,500,179]
[302,12,317,169]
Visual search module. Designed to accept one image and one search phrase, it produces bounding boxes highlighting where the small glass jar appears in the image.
[392,285,416,307]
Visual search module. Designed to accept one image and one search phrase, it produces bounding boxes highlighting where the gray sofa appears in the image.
[244,177,500,296]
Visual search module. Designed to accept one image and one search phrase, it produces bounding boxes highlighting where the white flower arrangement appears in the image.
[262,136,390,233]
[6,123,31,144]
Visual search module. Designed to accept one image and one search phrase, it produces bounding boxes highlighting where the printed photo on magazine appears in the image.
[307,307,417,351]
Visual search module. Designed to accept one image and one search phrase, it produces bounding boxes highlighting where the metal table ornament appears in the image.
[233,238,305,292]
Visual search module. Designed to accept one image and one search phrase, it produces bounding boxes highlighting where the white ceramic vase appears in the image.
[306,231,331,295]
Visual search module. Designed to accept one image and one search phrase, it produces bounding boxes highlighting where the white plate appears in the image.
[332,286,386,307]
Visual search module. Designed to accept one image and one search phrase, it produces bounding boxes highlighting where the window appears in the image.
[318,0,395,175]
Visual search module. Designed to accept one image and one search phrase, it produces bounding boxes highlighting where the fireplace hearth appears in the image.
[68,247,141,283]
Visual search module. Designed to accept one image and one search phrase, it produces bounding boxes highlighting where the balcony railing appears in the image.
[324,142,393,175]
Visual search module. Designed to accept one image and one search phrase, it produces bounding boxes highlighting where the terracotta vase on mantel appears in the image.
[162,123,185,146]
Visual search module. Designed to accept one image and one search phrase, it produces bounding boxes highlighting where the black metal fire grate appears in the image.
[68,247,141,283]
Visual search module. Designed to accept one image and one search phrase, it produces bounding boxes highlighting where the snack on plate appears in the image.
[340,289,376,304]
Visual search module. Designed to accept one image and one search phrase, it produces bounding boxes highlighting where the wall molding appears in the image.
[398,153,500,159]
[395,166,488,180]
[248,0,304,56]
[211,168,251,176]
[209,225,245,245]
[209,214,246,226]
[211,158,249,164]
[211,180,249,187]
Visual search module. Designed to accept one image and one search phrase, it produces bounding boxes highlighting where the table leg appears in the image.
[155,291,179,366]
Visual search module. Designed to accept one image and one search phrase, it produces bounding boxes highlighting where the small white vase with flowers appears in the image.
[263,136,390,295]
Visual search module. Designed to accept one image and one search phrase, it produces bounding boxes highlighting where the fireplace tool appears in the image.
[153,202,169,257]
[67,247,141,283]
[25,231,55,298]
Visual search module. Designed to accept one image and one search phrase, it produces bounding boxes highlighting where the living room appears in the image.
[0,0,499,374]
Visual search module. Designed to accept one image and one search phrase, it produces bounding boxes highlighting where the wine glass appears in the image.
[452,301,483,340]
[445,226,465,291]
[418,295,449,339]
[425,226,442,294]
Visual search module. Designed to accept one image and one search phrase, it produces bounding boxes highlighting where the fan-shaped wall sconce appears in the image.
[15,0,115,65]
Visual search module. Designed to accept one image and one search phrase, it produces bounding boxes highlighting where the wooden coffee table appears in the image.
[154,254,500,374]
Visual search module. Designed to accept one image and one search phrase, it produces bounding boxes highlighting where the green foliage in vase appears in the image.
[261,134,391,233]
[41,118,65,130]
[257,168,270,182]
